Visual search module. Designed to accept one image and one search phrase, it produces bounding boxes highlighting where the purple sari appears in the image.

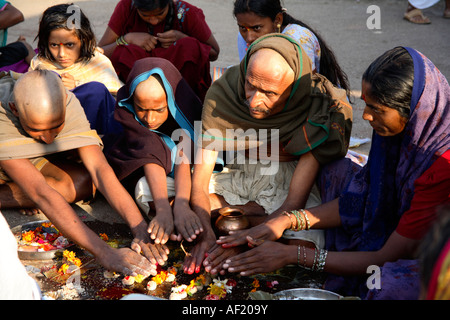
[319,47,450,298]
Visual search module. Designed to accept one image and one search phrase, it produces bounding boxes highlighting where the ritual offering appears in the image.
[13,220,73,260]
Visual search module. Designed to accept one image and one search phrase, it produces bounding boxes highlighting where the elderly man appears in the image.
[183,34,352,274]
[0,70,167,276]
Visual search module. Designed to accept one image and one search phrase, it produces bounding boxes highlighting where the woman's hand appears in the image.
[156,30,185,48]
[216,214,290,248]
[182,227,216,274]
[125,32,158,52]
[203,243,245,275]
[222,237,291,276]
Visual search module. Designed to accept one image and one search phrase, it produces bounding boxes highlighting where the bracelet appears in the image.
[116,35,129,46]
[291,210,305,231]
[297,246,328,272]
[300,209,311,230]
[281,211,295,230]
[315,249,328,272]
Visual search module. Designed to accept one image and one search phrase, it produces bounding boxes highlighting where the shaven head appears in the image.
[245,48,295,119]
[12,70,67,144]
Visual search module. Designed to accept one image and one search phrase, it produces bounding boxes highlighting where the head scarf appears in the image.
[325,47,450,296]
[104,57,203,180]
[201,33,352,165]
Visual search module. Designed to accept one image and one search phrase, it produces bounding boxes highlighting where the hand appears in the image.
[156,30,184,48]
[216,219,282,248]
[222,237,289,276]
[125,32,158,52]
[131,227,169,267]
[147,208,174,245]
[173,202,203,242]
[96,246,158,277]
[182,228,216,274]
[61,73,77,90]
[203,243,245,275]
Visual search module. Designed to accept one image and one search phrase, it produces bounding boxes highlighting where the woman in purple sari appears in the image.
[219,47,450,299]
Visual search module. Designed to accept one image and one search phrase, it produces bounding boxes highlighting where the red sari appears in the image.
[108,0,212,101]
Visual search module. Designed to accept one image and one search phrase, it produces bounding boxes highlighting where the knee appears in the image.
[46,169,94,204]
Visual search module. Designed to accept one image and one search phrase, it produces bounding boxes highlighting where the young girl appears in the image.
[104,57,203,245]
[30,4,123,135]
[98,0,220,101]
[234,0,350,97]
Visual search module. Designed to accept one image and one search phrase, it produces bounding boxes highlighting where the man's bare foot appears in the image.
[19,208,43,216]
[16,36,36,64]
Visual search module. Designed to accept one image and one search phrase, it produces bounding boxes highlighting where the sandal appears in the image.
[404,8,431,24]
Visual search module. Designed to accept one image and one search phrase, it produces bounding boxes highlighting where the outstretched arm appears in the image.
[78,145,168,265]
[0,158,155,276]
[182,147,218,274]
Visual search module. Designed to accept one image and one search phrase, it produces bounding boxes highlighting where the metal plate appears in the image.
[11,220,73,260]
[273,288,342,300]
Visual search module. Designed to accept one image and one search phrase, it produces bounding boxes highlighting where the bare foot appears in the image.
[19,208,43,216]
[16,36,36,64]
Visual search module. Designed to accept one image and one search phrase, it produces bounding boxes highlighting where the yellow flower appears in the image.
[63,250,81,266]
[58,263,70,274]
[21,230,35,243]
[134,274,145,283]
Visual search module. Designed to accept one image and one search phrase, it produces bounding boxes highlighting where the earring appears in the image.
[276,23,281,33]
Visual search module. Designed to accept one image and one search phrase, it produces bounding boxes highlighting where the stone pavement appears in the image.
[3,0,449,228]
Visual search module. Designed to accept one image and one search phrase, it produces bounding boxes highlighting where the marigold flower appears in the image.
[21,230,35,243]
[58,263,70,274]
[99,233,109,241]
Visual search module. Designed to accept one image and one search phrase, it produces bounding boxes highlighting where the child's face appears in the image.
[48,28,82,68]
[133,76,169,130]
[137,5,169,26]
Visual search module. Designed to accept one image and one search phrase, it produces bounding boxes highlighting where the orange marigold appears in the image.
[21,230,35,243]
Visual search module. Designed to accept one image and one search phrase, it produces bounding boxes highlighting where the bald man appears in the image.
[185,35,352,275]
[0,70,168,276]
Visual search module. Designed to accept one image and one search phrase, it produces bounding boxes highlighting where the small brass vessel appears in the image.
[215,207,250,235]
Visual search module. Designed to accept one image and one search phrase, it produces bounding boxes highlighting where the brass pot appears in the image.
[215,207,250,236]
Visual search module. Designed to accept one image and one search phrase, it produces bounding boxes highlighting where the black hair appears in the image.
[233,0,351,98]
[362,47,414,119]
[36,3,96,63]
[132,0,175,33]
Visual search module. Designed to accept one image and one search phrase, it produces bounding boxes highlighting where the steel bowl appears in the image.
[11,220,73,260]
[273,288,343,300]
